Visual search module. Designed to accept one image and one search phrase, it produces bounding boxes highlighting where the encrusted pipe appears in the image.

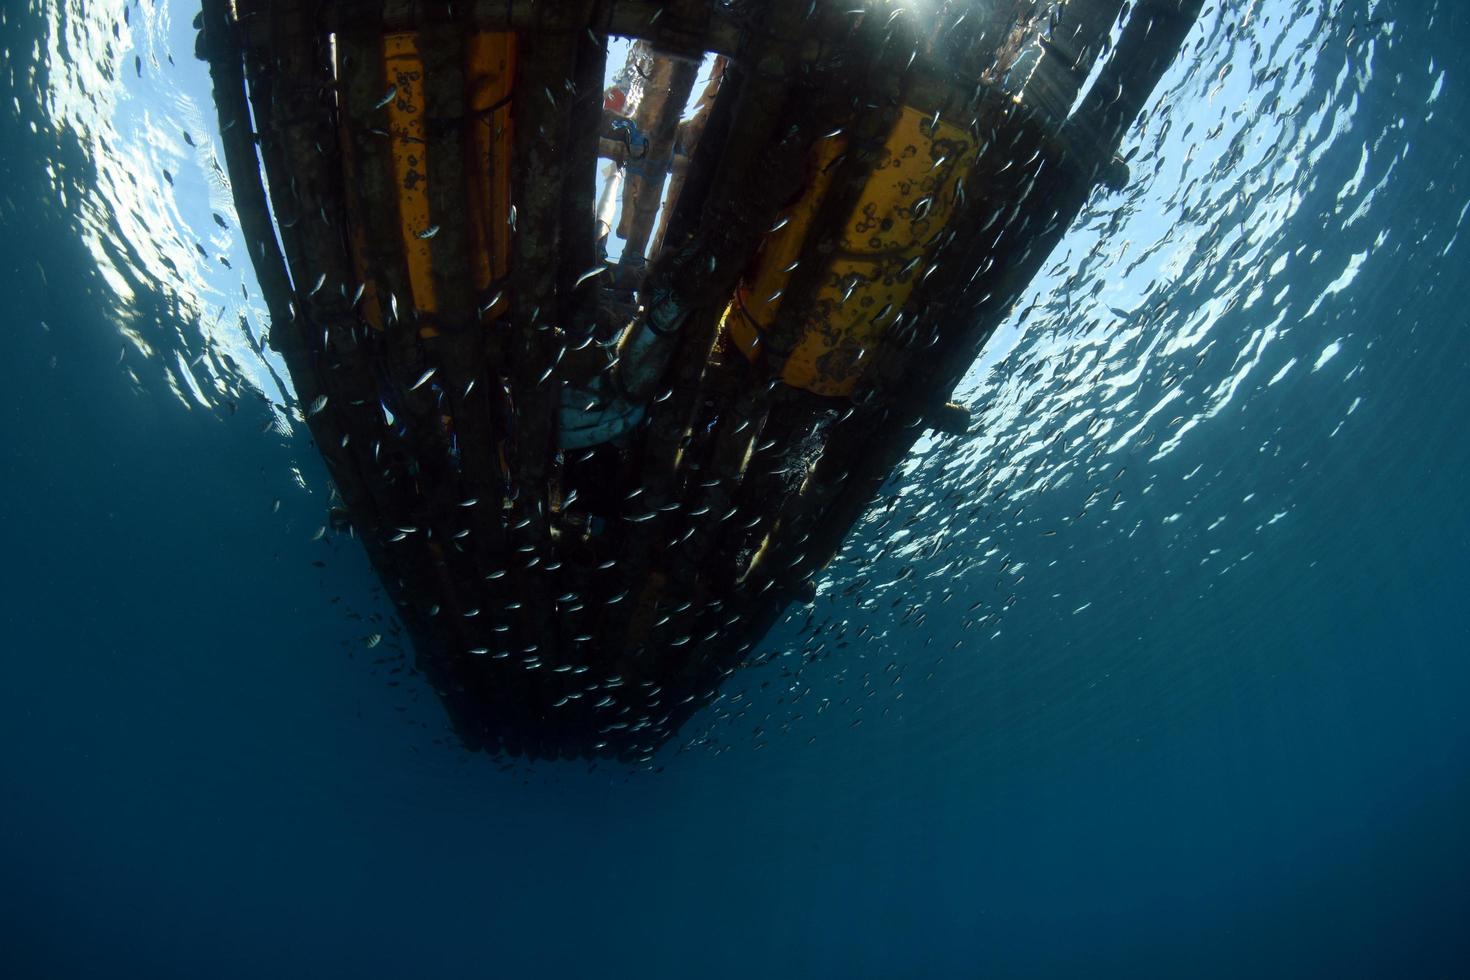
[611,284,692,404]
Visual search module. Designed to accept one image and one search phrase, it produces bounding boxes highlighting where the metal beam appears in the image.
[380,0,743,57]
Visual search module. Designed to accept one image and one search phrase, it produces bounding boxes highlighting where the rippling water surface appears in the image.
[3,2,1468,978]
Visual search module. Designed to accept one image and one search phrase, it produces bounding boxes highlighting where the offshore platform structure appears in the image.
[199,0,1203,761]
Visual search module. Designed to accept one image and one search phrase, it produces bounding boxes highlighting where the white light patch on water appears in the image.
[1303,250,1369,319]
[1267,357,1297,386]
[1313,341,1343,372]
[174,350,213,410]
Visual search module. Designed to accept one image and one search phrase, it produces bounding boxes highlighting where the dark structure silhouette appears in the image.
[199,0,1204,761]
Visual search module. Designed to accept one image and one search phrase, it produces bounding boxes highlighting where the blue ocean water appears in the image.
[2,1,1467,978]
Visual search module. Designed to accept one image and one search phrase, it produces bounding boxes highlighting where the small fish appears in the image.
[574,265,607,289]
[308,272,326,296]
[350,282,365,306]
[212,212,228,229]
[409,367,436,390]
[477,288,504,316]
[366,633,382,648]
[416,225,440,240]
[308,394,328,416]
[373,85,398,110]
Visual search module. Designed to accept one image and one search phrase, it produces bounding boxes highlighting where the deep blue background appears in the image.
[2,2,1468,978]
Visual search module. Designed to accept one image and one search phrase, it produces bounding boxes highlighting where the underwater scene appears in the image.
[1,1,1467,977]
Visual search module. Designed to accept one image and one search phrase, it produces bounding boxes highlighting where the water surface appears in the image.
[2,2,1467,977]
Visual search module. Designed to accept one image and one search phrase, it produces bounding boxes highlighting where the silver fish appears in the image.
[574,265,607,289]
